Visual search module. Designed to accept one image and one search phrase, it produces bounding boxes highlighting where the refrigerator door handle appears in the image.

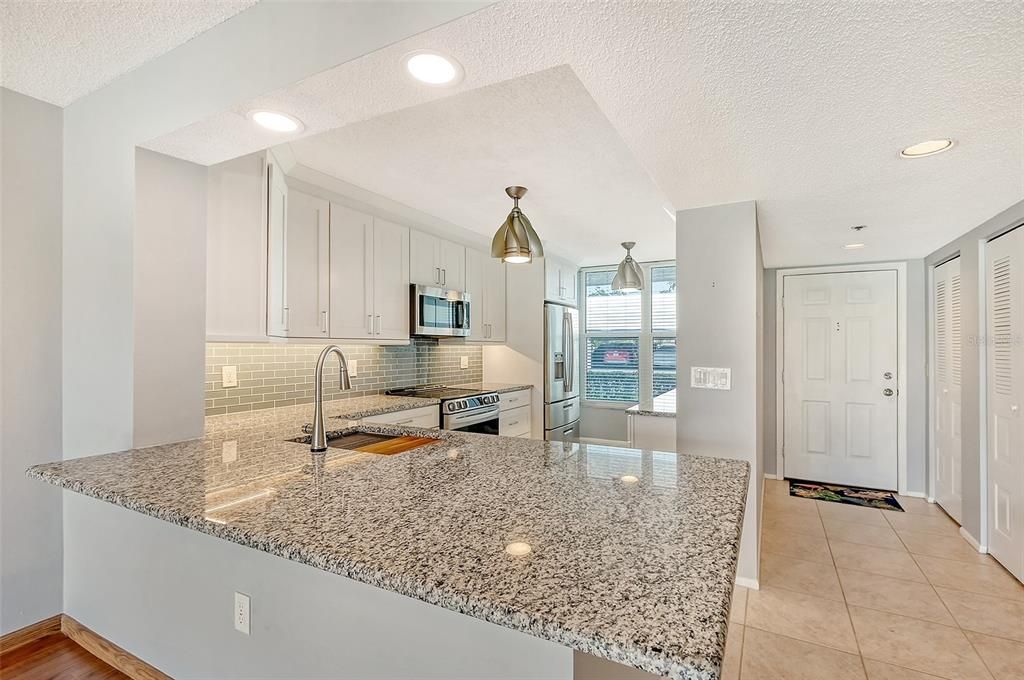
[562,312,570,391]
[567,312,575,392]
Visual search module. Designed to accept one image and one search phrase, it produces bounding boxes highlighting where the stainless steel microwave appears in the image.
[411,285,471,337]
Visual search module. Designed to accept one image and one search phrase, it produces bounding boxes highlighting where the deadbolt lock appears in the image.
[883,371,893,380]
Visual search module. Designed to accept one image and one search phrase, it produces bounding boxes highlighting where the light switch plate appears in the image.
[222,365,238,388]
[460,356,469,369]
[348,360,358,377]
[690,366,731,390]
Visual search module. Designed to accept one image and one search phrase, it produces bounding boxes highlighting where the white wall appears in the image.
[675,201,762,585]
[64,493,571,679]
[0,88,64,634]
[133,149,207,447]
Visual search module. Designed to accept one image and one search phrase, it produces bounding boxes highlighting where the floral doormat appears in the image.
[789,480,904,511]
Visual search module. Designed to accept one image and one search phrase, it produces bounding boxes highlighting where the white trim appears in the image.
[775,262,909,494]
[763,473,782,480]
[959,526,988,553]
[734,576,760,590]
[902,490,928,499]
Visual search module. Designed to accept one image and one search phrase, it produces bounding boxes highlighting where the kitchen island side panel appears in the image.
[62,492,573,680]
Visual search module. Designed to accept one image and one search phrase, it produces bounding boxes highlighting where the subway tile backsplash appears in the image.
[205,340,483,416]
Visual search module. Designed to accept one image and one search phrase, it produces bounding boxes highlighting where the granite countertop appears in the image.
[318,393,439,421]
[627,389,677,418]
[27,401,748,680]
[450,381,533,394]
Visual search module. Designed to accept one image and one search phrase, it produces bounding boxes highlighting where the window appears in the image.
[581,263,676,405]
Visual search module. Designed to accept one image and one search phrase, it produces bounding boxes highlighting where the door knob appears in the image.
[883,388,894,397]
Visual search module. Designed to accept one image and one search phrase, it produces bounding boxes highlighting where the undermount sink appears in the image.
[288,430,438,455]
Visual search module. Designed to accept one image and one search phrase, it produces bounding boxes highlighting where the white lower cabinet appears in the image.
[362,405,439,429]
[499,406,531,438]
[499,389,532,437]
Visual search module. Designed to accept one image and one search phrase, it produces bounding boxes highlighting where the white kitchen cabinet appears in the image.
[499,405,531,437]
[544,256,578,306]
[371,218,410,339]
[328,203,373,339]
[362,405,439,428]
[465,248,507,342]
[283,190,329,338]
[266,158,289,337]
[328,204,409,340]
[499,388,531,411]
[410,229,465,290]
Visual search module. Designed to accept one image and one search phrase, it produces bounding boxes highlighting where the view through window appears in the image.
[582,264,676,404]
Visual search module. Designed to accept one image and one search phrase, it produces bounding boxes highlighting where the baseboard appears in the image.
[61,615,171,680]
[734,576,760,590]
[902,490,928,499]
[763,473,781,480]
[0,614,62,653]
[958,527,988,554]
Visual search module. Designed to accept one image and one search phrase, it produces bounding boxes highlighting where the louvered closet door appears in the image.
[934,258,963,523]
[987,229,1024,582]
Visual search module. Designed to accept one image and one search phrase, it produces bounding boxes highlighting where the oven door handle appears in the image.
[446,406,499,427]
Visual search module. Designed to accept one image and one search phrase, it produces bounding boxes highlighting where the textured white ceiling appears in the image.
[286,66,673,266]
[143,0,1024,267]
[0,0,257,106]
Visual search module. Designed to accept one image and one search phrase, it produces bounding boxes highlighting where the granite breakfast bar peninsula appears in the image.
[28,396,749,680]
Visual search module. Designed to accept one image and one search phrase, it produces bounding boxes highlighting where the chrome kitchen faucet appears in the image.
[311,345,353,452]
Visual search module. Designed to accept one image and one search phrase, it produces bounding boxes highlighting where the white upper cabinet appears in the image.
[283,190,330,338]
[328,205,410,341]
[410,229,465,290]
[544,256,578,306]
[266,158,289,337]
[371,218,410,340]
[465,249,507,342]
[328,203,374,339]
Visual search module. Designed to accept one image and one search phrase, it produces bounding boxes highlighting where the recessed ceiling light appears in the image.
[899,139,954,158]
[844,243,867,250]
[247,110,303,133]
[403,50,464,86]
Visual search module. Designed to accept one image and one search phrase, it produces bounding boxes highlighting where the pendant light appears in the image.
[612,242,644,291]
[491,186,543,264]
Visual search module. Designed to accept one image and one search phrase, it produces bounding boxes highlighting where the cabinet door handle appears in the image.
[442,268,446,286]
[320,310,328,334]
[435,267,440,284]
[375,315,382,334]
[508,420,519,427]
[367,314,373,335]
[283,307,289,332]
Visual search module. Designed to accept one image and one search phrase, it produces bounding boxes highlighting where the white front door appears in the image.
[986,228,1024,582]
[934,257,963,523]
[783,271,899,490]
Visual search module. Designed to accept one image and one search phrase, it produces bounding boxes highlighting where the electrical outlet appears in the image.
[222,440,238,464]
[222,365,238,388]
[348,360,358,377]
[460,356,469,369]
[234,592,250,635]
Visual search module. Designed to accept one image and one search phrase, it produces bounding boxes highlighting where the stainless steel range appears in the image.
[385,385,500,435]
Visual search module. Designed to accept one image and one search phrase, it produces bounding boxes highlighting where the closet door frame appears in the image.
[774,261,910,494]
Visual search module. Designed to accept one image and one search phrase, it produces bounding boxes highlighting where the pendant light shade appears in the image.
[612,242,644,291]
[491,186,544,264]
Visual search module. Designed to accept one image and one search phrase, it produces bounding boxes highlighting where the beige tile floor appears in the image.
[723,479,1024,679]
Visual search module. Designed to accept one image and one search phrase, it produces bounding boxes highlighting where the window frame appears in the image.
[579,260,676,409]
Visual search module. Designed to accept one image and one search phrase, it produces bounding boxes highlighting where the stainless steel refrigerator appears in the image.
[544,302,580,442]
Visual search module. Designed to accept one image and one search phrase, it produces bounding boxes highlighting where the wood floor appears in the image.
[0,633,128,680]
